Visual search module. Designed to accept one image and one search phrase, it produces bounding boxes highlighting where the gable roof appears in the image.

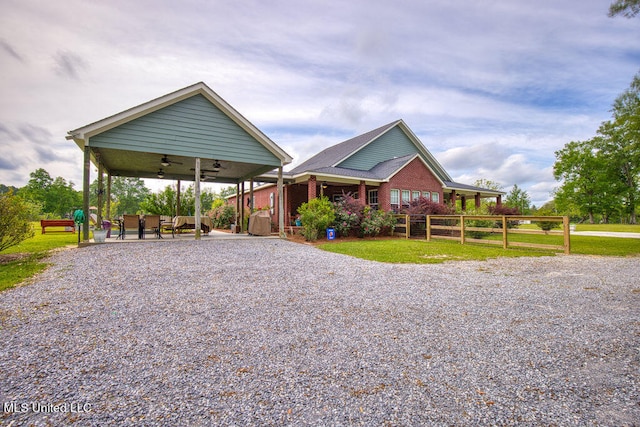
[68,82,292,166]
[287,119,452,182]
[288,121,398,175]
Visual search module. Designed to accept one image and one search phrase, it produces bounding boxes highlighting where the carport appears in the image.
[67,82,292,242]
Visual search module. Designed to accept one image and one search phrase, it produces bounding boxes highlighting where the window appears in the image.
[423,191,431,200]
[390,189,399,210]
[431,192,439,203]
[368,189,378,208]
[412,191,420,200]
[269,192,275,214]
[401,190,410,208]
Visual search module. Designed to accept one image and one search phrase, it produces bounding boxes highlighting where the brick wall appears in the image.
[388,157,443,204]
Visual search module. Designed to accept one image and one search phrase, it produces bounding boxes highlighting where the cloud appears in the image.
[53,51,88,80]
[0,0,637,208]
[0,39,24,62]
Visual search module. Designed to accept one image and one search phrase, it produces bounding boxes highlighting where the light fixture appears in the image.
[161,157,170,167]
[321,182,328,189]
[157,169,165,179]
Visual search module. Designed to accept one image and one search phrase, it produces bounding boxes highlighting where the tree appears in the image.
[20,168,81,218]
[140,185,178,215]
[0,184,19,195]
[554,139,609,223]
[0,191,35,253]
[553,72,640,224]
[108,177,151,216]
[505,184,531,214]
[608,0,640,18]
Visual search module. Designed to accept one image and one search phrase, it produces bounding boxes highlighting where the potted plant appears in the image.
[93,226,107,243]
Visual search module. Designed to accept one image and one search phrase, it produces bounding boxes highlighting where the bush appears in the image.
[0,191,35,253]
[333,192,363,237]
[488,204,521,229]
[534,209,562,232]
[298,196,335,241]
[360,207,396,237]
[209,204,236,229]
[404,197,454,215]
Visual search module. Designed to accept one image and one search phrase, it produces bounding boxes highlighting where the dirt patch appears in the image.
[0,253,30,265]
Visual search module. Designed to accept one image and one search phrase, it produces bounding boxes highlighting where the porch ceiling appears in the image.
[92,148,277,184]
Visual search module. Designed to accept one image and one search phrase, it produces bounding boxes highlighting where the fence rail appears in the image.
[392,214,570,254]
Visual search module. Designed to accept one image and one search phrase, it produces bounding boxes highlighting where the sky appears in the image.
[0,0,638,207]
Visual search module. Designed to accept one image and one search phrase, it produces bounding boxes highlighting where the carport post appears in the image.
[82,144,91,242]
[278,165,285,238]
[240,181,245,232]
[249,180,254,212]
[97,159,104,229]
[194,158,201,240]
[106,174,112,220]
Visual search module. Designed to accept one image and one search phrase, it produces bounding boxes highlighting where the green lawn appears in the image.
[319,233,640,263]
[0,224,79,292]
[574,223,640,232]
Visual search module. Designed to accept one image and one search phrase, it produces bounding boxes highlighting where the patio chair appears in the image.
[142,215,161,239]
[160,215,175,238]
[122,214,141,239]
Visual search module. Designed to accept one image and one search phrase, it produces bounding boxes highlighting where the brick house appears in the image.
[229,119,503,227]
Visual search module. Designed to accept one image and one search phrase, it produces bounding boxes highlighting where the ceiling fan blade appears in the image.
[161,155,183,166]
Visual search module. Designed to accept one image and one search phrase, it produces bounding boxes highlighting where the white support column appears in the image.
[240,181,245,232]
[278,165,285,238]
[82,143,91,242]
[194,157,201,240]
[97,158,104,229]
[106,174,112,220]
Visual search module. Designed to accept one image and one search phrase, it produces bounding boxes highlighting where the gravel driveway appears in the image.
[1,239,638,426]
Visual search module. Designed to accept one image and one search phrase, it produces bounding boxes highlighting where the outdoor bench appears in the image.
[40,219,75,234]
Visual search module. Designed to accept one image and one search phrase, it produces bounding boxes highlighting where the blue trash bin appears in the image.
[326,228,336,240]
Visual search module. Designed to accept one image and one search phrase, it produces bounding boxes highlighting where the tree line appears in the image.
[0,168,235,220]
[553,72,640,224]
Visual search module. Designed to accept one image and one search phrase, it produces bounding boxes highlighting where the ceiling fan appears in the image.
[190,160,227,175]
[160,155,183,167]
[209,160,227,172]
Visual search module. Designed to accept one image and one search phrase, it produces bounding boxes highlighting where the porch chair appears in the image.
[122,214,141,239]
[160,215,175,238]
[142,215,161,239]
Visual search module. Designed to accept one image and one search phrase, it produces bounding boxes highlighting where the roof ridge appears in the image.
[289,120,401,174]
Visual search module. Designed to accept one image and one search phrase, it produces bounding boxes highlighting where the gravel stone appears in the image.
[0,239,638,426]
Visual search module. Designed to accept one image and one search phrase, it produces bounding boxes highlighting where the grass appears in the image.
[319,232,640,263]
[318,238,556,264]
[0,223,79,292]
[574,223,640,232]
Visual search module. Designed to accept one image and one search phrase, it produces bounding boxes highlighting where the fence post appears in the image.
[502,216,508,249]
[426,215,431,241]
[563,216,571,254]
[460,215,465,245]
[405,215,410,239]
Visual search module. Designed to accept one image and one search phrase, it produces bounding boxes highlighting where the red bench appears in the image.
[40,219,76,234]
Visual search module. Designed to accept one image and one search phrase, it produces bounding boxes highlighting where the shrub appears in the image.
[0,191,35,253]
[360,207,396,237]
[488,204,521,229]
[298,196,335,241]
[404,197,454,215]
[333,192,363,237]
[209,204,236,229]
[534,209,562,232]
